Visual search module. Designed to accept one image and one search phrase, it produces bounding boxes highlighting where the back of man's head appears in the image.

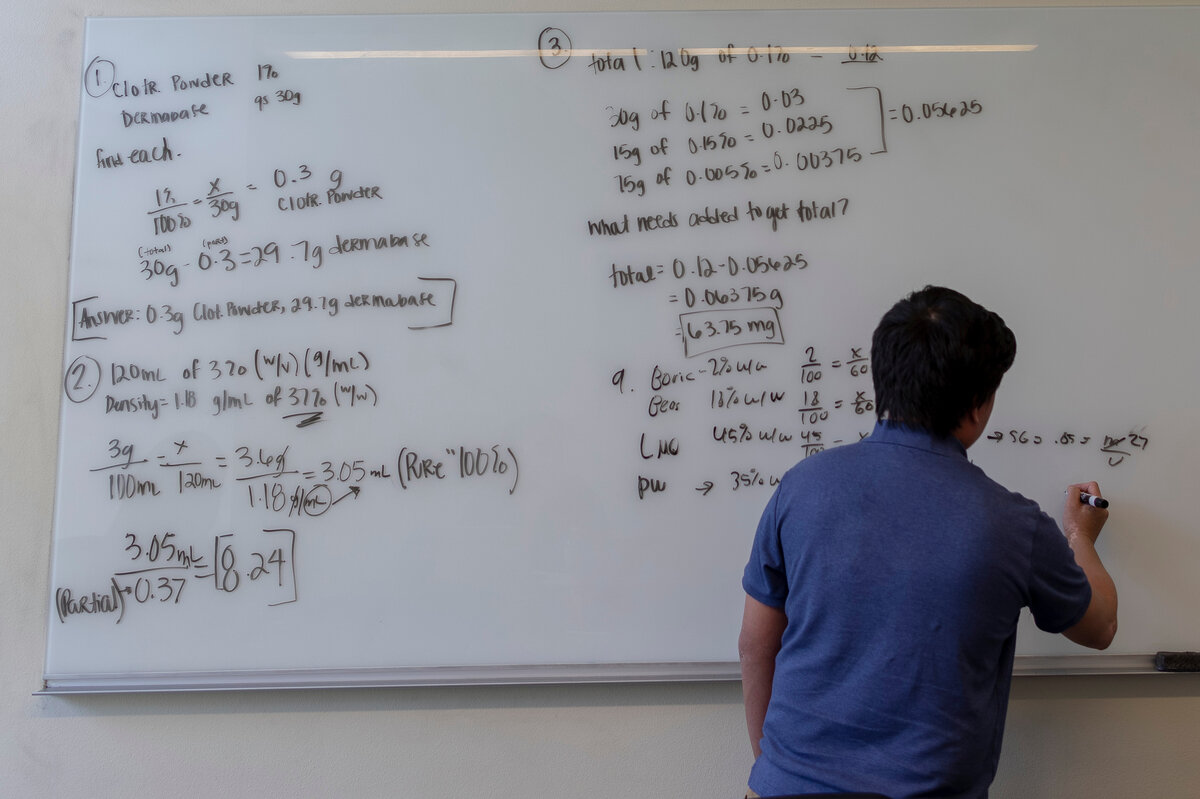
[871,285,1017,438]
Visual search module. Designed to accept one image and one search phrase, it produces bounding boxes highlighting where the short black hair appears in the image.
[871,286,1016,437]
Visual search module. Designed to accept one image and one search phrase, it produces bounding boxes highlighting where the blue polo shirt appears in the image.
[743,421,1092,798]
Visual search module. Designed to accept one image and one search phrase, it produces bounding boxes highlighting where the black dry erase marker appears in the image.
[1079,492,1109,509]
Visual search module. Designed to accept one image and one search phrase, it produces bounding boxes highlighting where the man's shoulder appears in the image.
[774,437,878,493]
[781,428,919,475]
[780,435,1047,517]
[780,436,868,473]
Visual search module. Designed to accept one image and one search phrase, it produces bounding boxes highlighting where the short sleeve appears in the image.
[742,488,790,609]
[1027,512,1092,633]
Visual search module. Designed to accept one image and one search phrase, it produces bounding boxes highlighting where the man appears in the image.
[739,286,1117,798]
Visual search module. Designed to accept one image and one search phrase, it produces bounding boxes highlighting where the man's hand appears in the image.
[1063,481,1109,546]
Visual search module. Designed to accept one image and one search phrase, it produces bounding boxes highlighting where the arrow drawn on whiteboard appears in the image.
[696,481,714,496]
[331,486,361,506]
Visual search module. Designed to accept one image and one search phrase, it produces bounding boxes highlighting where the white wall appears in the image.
[4,1,1199,796]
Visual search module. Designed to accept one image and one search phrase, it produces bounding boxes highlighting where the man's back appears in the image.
[743,422,1092,798]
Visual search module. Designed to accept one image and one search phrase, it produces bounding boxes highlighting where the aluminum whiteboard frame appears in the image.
[39,654,1167,694]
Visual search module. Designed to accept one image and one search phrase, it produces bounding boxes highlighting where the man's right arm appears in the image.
[1061,482,1118,650]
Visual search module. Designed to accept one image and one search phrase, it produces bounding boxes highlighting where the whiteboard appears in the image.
[46,8,1200,691]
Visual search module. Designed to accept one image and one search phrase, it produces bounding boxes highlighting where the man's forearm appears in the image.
[740,651,775,759]
[1064,535,1118,649]
[739,596,787,758]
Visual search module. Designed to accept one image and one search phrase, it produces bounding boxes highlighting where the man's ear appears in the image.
[953,393,996,449]
[965,404,985,426]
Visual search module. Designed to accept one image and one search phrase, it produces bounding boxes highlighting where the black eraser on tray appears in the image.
[1154,652,1200,672]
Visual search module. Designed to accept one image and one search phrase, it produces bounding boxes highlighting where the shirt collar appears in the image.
[867,419,967,459]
